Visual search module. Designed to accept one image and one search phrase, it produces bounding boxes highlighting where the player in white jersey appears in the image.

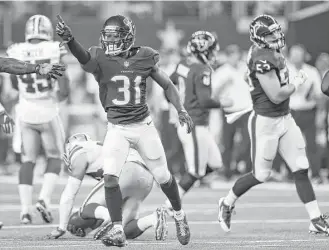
[6,15,70,224]
[47,133,168,241]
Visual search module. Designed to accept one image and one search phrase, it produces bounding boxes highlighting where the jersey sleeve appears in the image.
[194,65,213,105]
[252,51,278,74]
[140,46,160,68]
[81,46,100,73]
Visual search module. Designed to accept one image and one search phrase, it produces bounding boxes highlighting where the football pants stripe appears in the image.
[191,128,199,176]
[79,178,104,215]
[250,113,257,174]
[68,145,84,163]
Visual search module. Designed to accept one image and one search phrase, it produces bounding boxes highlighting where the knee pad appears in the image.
[151,165,171,185]
[254,170,271,183]
[295,155,309,170]
[104,174,119,188]
[19,161,35,185]
[45,158,61,175]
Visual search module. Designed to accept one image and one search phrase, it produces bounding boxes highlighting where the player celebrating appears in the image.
[56,14,193,247]
[7,15,69,225]
[47,133,168,241]
[167,31,224,204]
[218,14,329,235]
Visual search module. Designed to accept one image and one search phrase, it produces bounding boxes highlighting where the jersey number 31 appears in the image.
[112,75,142,105]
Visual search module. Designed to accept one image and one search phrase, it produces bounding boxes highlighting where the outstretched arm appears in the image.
[150,64,194,133]
[0,57,39,75]
[150,64,185,112]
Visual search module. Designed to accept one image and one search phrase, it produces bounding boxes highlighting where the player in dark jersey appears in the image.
[56,15,193,247]
[218,14,329,235]
[166,31,223,205]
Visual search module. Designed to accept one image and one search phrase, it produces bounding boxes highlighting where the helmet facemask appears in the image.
[250,17,285,50]
[100,26,135,56]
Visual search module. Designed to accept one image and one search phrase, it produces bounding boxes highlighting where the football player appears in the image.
[7,15,69,225]
[47,133,168,241]
[218,14,329,235]
[56,14,192,247]
[167,31,224,203]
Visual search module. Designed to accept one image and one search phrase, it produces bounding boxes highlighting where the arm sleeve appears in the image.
[80,46,99,73]
[58,176,82,230]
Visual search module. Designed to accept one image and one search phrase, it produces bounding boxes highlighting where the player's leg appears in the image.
[19,121,41,224]
[218,113,279,232]
[101,124,130,247]
[83,161,167,240]
[175,126,206,198]
[38,115,65,223]
[136,117,190,245]
[279,115,329,235]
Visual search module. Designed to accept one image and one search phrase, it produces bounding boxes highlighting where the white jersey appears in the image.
[6,41,67,124]
[68,141,145,180]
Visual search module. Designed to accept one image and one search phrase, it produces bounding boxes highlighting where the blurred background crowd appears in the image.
[0,1,329,185]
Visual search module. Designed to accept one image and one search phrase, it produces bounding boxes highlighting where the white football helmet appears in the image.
[63,133,92,166]
[25,15,54,42]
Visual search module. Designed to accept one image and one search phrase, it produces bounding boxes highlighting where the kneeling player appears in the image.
[48,133,168,240]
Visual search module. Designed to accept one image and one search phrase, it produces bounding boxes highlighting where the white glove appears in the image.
[291,70,308,89]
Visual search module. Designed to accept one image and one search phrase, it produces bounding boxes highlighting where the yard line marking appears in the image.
[0,219,312,230]
[0,239,328,249]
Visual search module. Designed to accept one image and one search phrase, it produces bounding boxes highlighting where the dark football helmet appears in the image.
[249,14,285,50]
[100,15,136,56]
[186,31,219,68]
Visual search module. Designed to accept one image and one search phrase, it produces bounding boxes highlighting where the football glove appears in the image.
[47,227,66,239]
[178,110,194,134]
[56,15,73,47]
[35,63,66,80]
[0,112,14,134]
[291,69,308,89]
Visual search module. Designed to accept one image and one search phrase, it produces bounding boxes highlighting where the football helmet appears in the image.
[100,15,136,56]
[25,15,54,42]
[249,14,285,50]
[186,31,219,66]
[63,133,91,167]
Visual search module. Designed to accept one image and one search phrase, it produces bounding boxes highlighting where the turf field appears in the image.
[0,176,328,250]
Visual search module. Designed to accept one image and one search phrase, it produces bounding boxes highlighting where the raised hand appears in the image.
[56,15,73,47]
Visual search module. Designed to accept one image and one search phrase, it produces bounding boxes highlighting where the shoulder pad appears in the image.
[252,47,278,74]
[138,46,160,65]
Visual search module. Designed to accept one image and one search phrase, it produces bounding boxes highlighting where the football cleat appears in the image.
[36,200,53,223]
[309,214,329,236]
[218,197,235,232]
[155,207,168,241]
[20,213,32,225]
[173,211,190,245]
[93,220,113,240]
[101,224,128,247]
